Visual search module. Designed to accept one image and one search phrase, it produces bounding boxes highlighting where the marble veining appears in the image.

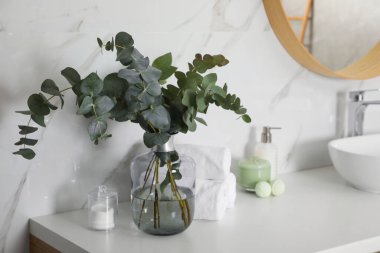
[0,171,28,253]
[1,0,380,252]
[269,67,305,111]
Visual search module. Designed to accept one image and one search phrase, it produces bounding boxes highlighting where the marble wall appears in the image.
[1,0,380,252]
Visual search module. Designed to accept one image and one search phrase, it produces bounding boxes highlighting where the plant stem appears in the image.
[136,156,156,228]
[167,160,190,228]
[154,158,160,229]
[23,117,32,149]
[47,87,73,101]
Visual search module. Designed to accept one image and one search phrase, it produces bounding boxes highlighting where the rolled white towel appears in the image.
[177,144,231,181]
[194,172,236,220]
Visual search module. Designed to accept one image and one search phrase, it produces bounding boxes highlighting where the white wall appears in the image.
[0,0,379,252]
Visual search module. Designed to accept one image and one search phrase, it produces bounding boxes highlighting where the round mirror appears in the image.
[263,0,380,80]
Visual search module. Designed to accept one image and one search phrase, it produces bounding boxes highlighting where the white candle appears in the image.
[89,203,115,230]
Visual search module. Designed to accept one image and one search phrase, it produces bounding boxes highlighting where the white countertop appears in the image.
[30,167,380,253]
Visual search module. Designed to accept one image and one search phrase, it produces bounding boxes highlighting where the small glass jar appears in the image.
[238,156,271,191]
[88,185,118,231]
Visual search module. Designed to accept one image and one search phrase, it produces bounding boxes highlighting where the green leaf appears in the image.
[193,59,208,73]
[88,119,107,141]
[102,73,127,99]
[13,148,35,160]
[61,67,81,86]
[15,110,32,115]
[115,32,134,51]
[39,93,58,110]
[153,53,172,70]
[211,86,226,98]
[182,109,197,131]
[77,96,93,115]
[116,46,134,61]
[203,73,217,88]
[41,79,60,96]
[18,125,38,134]
[111,37,114,51]
[143,132,171,148]
[182,90,196,107]
[105,41,112,51]
[203,54,216,69]
[31,114,46,127]
[242,114,251,123]
[213,54,229,66]
[80,73,103,96]
[196,93,207,112]
[118,69,141,84]
[141,66,161,84]
[27,94,50,116]
[152,53,178,81]
[141,105,171,131]
[94,96,115,115]
[195,117,207,126]
[97,38,103,48]
[129,48,149,72]
[236,107,247,115]
[15,138,38,146]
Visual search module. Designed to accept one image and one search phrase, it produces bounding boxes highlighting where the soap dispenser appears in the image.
[254,126,281,181]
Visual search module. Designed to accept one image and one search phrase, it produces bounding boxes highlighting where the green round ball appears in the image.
[255,181,271,198]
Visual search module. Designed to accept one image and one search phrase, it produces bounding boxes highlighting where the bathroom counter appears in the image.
[29,166,380,253]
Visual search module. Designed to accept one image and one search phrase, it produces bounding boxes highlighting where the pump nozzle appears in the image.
[261,126,281,143]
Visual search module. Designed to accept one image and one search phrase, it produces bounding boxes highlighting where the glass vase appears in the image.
[130,136,196,235]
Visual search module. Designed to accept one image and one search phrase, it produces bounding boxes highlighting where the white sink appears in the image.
[328,134,380,193]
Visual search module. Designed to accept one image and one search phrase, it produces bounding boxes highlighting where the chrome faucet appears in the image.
[346,89,380,137]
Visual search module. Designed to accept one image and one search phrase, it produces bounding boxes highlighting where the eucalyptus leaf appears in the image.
[15,138,38,146]
[13,148,35,160]
[88,119,107,141]
[152,53,177,81]
[18,125,38,135]
[203,73,217,88]
[118,69,141,84]
[94,96,115,115]
[27,94,50,116]
[242,114,251,123]
[195,117,207,126]
[143,132,171,148]
[141,105,170,131]
[15,110,32,115]
[97,38,103,48]
[141,66,161,84]
[61,67,81,86]
[81,73,103,96]
[77,96,93,115]
[116,46,134,62]
[39,93,58,110]
[152,53,172,70]
[145,81,161,97]
[102,73,127,98]
[115,32,134,52]
[31,114,45,127]
[105,41,112,51]
[41,79,60,96]
[196,93,207,112]
[128,48,149,72]
[182,90,196,108]
[193,59,208,73]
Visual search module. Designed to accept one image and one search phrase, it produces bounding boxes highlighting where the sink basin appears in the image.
[328,134,380,193]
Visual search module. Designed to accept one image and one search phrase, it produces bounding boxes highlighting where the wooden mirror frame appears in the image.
[263,0,380,80]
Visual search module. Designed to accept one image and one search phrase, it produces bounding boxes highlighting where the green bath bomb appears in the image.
[255,181,271,198]
[271,179,285,196]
